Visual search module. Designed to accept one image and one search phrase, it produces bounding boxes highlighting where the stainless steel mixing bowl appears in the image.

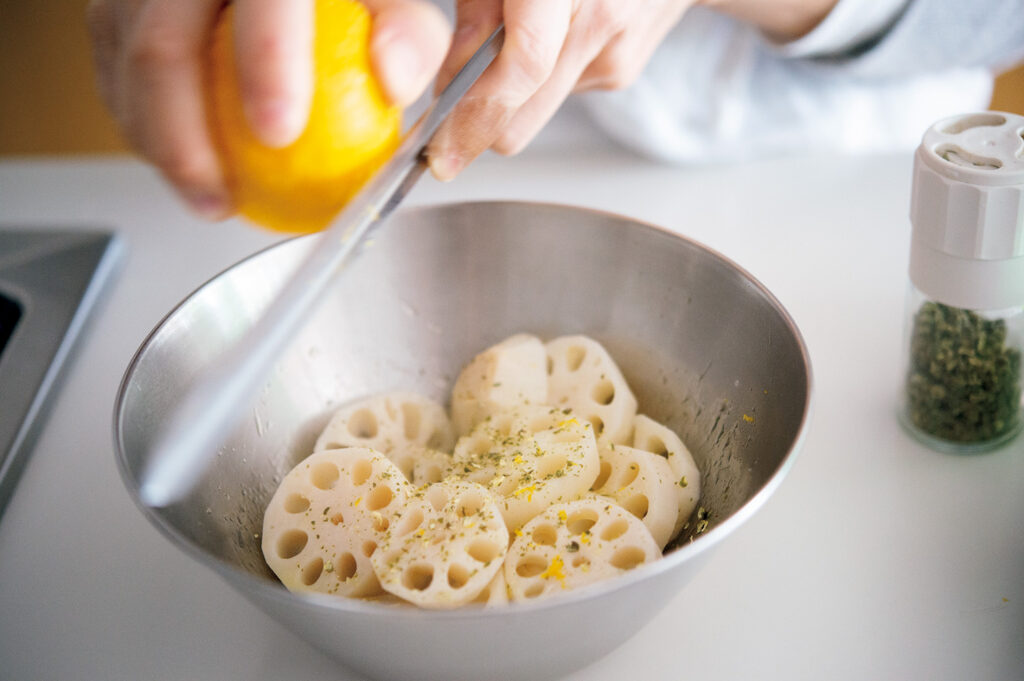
[114,201,811,681]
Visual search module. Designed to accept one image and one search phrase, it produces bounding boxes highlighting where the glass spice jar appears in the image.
[899,112,1024,453]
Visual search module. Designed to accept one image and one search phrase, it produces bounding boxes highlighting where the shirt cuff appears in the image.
[769,0,910,58]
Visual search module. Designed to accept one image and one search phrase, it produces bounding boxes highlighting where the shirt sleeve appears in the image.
[578,0,1023,164]
[825,0,1024,76]
[768,0,910,58]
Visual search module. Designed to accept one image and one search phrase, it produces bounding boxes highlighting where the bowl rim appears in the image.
[112,199,814,619]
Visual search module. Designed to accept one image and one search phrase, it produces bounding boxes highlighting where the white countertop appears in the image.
[1,116,1022,680]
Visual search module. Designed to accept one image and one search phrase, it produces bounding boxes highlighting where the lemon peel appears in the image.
[209,0,401,232]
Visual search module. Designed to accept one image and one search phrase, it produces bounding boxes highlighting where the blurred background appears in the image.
[2,0,1023,157]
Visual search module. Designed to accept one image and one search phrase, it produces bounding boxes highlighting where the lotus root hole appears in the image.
[531,524,557,546]
[395,457,415,481]
[546,356,554,375]
[527,414,557,433]
[566,345,586,371]
[571,555,590,569]
[284,493,310,513]
[330,512,345,525]
[496,477,518,496]
[336,552,357,580]
[515,555,547,578]
[536,453,568,478]
[422,465,443,484]
[372,514,390,533]
[366,484,394,511]
[397,507,425,535]
[347,408,379,439]
[301,558,323,585]
[610,546,646,571]
[592,380,615,405]
[426,428,444,449]
[403,564,434,591]
[567,510,598,535]
[425,485,450,511]
[457,492,485,518]
[601,518,629,541]
[524,583,545,599]
[588,416,605,436]
[491,412,515,437]
[447,563,470,589]
[276,529,308,559]
[310,462,340,490]
[467,538,502,564]
[620,462,640,487]
[361,540,378,557]
[622,494,649,519]
[592,461,612,490]
[644,435,668,457]
[351,458,374,486]
[401,403,422,440]
[467,435,491,457]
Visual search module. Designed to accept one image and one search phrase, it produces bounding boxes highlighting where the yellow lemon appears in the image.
[209,0,401,232]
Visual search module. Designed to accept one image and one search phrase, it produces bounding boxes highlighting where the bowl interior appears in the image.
[116,201,810,585]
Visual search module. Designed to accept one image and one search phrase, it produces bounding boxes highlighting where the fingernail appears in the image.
[187,192,230,220]
[377,37,425,107]
[429,153,462,182]
[247,98,304,148]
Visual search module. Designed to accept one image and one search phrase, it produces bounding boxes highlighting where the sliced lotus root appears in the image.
[450,405,600,531]
[469,570,509,607]
[630,415,701,537]
[314,393,455,479]
[262,448,411,598]
[545,335,637,446]
[371,480,509,609]
[409,447,454,486]
[591,445,678,548]
[451,334,548,436]
[504,497,661,601]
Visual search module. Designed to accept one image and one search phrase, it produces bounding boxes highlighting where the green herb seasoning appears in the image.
[905,302,1022,443]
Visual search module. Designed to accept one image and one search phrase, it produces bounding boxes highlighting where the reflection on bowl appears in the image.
[114,201,811,681]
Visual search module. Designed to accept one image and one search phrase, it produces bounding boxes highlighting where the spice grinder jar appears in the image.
[900,112,1024,453]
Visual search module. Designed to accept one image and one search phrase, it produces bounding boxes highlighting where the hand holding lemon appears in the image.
[88,0,450,228]
[209,0,403,232]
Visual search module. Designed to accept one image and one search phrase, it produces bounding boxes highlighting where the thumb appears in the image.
[366,0,451,107]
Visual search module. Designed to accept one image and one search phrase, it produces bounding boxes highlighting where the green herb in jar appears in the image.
[905,302,1022,443]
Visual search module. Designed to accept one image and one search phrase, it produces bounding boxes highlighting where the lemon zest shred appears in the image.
[513,485,537,502]
[540,554,567,586]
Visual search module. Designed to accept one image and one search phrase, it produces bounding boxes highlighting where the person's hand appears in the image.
[427,0,843,181]
[426,0,698,181]
[86,0,449,219]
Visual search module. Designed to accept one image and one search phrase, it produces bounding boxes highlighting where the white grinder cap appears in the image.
[909,111,1024,310]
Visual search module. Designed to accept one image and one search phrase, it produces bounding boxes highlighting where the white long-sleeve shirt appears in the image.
[581,0,1024,163]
